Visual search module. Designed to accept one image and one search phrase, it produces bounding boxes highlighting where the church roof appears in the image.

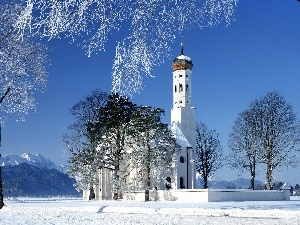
[170,122,192,148]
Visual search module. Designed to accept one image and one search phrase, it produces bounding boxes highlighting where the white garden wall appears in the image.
[123,189,290,202]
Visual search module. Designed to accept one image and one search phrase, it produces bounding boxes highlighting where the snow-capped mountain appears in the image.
[0,153,80,197]
[2,163,81,197]
[0,153,67,173]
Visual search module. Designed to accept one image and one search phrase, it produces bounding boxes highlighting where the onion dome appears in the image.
[172,43,193,71]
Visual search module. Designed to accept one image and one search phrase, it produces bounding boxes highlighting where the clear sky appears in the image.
[1,0,300,185]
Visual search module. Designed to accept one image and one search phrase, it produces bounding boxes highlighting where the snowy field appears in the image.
[2,197,300,224]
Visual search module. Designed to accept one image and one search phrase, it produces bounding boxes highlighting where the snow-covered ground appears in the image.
[2,197,300,224]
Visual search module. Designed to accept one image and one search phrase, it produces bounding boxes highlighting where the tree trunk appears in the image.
[266,163,273,190]
[250,173,255,190]
[145,166,150,201]
[203,176,208,189]
[89,186,95,200]
[0,153,4,209]
[113,164,120,200]
[145,147,151,201]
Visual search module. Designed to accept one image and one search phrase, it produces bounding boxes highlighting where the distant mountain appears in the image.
[0,153,80,197]
[2,163,81,197]
[0,153,67,173]
[196,177,264,189]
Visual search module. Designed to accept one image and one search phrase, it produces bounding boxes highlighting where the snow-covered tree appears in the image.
[229,92,300,190]
[66,91,178,200]
[251,92,300,190]
[130,106,177,201]
[16,0,238,97]
[64,89,108,191]
[228,110,261,189]
[0,1,49,209]
[95,93,139,199]
[195,122,223,189]
[0,0,49,122]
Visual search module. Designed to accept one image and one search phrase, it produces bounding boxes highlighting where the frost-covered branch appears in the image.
[0,1,49,122]
[17,0,239,97]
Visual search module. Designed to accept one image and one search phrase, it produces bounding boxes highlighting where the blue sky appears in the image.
[2,0,300,185]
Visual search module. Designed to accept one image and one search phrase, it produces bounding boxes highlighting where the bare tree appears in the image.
[229,92,300,190]
[252,92,300,190]
[195,122,223,189]
[228,110,261,189]
[15,0,238,97]
[0,1,49,209]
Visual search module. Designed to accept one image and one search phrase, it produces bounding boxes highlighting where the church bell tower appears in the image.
[171,43,196,189]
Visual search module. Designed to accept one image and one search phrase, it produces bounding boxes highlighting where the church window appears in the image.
[180,156,185,163]
[180,177,185,189]
[186,75,188,77]
[175,85,177,92]
[179,74,183,77]
[180,100,182,103]
[186,84,189,91]
[187,101,189,104]
[179,84,183,92]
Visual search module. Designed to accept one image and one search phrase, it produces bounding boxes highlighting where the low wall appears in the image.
[123,189,290,202]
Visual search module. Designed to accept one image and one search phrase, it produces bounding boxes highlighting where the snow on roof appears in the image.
[176,55,192,61]
[170,122,192,148]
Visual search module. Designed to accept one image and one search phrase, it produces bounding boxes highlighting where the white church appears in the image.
[83,44,197,200]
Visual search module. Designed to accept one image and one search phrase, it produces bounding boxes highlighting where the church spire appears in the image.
[181,43,184,55]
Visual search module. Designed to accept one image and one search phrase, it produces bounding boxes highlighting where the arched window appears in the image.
[180,156,185,163]
[175,85,177,92]
[180,177,185,189]
[179,84,183,92]
[186,84,189,91]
